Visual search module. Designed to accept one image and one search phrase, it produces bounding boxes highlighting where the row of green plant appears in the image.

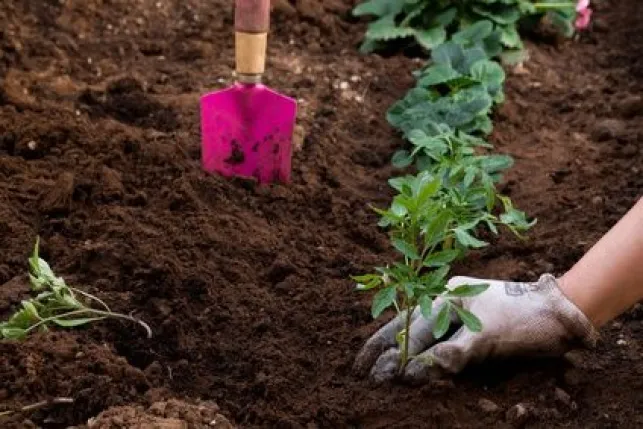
[352,1,590,372]
[354,0,588,58]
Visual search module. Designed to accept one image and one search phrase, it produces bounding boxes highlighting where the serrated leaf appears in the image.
[417,64,461,87]
[423,250,460,267]
[366,15,416,41]
[419,295,433,319]
[432,302,451,339]
[371,286,397,318]
[447,283,490,297]
[454,228,488,248]
[414,27,446,50]
[392,238,420,260]
[454,305,483,332]
[453,20,494,45]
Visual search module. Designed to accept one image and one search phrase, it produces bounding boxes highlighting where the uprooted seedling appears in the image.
[0,238,151,340]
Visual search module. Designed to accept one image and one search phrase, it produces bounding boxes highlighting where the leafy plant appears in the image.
[354,172,490,370]
[355,170,534,370]
[0,238,152,340]
[353,0,584,56]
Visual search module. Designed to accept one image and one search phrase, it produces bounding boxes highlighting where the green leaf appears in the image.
[353,274,382,291]
[353,0,403,17]
[417,64,461,87]
[419,295,433,319]
[366,15,416,42]
[471,60,506,90]
[414,27,447,50]
[1,327,27,339]
[454,228,488,248]
[392,238,420,260]
[29,237,41,277]
[423,250,460,267]
[371,286,397,318]
[432,302,451,339]
[21,301,41,320]
[453,305,483,332]
[500,25,522,48]
[472,4,521,25]
[392,150,414,168]
[453,20,494,45]
[52,317,106,327]
[447,283,490,297]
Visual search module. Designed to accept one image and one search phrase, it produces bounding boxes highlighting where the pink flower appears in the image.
[575,0,592,30]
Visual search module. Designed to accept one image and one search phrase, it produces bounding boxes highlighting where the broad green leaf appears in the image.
[432,302,451,339]
[353,0,403,17]
[454,305,483,332]
[453,20,494,45]
[392,238,420,260]
[392,150,414,168]
[419,295,433,319]
[423,250,460,267]
[500,25,522,48]
[366,15,416,42]
[417,64,461,87]
[447,283,490,297]
[414,27,447,50]
[371,286,397,318]
[454,228,488,248]
[471,60,506,89]
[52,317,106,327]
[472,4,521,25]
[432,7,457,27]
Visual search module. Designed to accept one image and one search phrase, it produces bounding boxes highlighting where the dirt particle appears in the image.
[506,403,531,428]
[225,141,245,165]
[478,398,501,414]
[591,118,627,141]
[554,388,572,407]
[617,95,643,118]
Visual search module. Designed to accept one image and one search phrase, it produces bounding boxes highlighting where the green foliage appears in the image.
[1,238,152,340]
[352,0,580,56]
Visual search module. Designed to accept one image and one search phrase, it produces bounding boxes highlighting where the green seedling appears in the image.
[0,238,151,340]
[355,170,534,371]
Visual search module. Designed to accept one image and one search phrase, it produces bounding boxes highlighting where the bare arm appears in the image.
[560,196,643,328]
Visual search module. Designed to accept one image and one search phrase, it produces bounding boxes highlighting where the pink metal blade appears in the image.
[200,83,297,184]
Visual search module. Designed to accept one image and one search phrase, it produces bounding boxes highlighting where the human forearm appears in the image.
[559,197,643,328]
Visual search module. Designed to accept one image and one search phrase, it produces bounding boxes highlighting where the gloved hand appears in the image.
[354,274,599,384]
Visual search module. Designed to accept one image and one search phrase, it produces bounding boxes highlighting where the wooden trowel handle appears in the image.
[235,0,270,79]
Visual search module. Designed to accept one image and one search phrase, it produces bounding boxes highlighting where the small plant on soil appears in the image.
[0,238,151,340]
[353,171,533,371]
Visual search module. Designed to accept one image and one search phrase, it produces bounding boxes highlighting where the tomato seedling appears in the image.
[0,238,151,340]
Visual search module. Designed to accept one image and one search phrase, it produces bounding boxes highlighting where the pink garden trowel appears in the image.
[200,0,297,184]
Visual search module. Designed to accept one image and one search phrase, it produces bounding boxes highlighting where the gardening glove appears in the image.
[353,274,600,384]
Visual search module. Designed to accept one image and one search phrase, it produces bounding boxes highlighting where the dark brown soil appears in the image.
[0,0,641,428]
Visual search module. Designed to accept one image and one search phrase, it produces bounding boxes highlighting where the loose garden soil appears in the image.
[0,0,641,428]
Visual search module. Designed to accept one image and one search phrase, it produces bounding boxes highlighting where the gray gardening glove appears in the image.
[354,274,599,384]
